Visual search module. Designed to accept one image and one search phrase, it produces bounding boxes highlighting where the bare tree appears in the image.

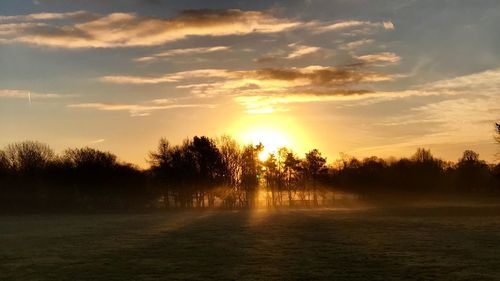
[456,150,490,193]
[217,136,242,207]
[62,147,117,168]
[459,150,480,163]
[495,123,500,144]
[412,148,434,163]
[4,141,54,174]
[0,150,8,172]
[149,138,171,167]
[149,138,173,208]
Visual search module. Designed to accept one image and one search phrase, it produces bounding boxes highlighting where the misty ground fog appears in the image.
[2,206,500,280]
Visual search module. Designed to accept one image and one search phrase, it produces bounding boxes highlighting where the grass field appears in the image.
[1,206,500,280]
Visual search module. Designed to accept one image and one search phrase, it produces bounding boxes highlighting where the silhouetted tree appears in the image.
[357,157,387,197]
[63,147,117,168]
[275,148,289,206]
[61,147,116,206]
[191,136,224,207]
[0,150,10,207]
[455,150,491,193]
[61,147,150,209]
[264,153,279,207]
[303,149,327,206]
[218,136,242,208]
[4,141,54,174]
[1,141,55,209]
[240,143,263,208]
[150,136,225,209]
[409,148,445,194]
[283,149,301,207]
[149,138,173,208]
[496,123,500,143]
[3,136,500,213]
[494,123,500,188]
[0,150,8,177]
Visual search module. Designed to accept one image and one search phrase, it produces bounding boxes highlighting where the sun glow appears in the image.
[229,114,309,161]
[242,127,291,161]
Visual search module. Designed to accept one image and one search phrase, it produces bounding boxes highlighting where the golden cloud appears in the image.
[101,64,397,113]
[103,65,392,86]
[237,68,500,113]
[0,9,300,48]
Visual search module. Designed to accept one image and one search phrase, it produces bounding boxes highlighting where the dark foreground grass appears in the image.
[1,206,500,280]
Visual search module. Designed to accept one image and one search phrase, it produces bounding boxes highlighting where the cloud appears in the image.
[68,100,215,117]
[255,44,324,63]
[0,89,63,99]
[234,90,376,113]
[285,44,321,59]
[101,64,397,112]
[103,65,392,86]
[249,66,392,86]
[368,69,500,147]
[356,52,401,64]
[321,20,369,30]
[0,11,96,22]
[0,9,300,48]
[423,68,500,93]
[90,138,105,144]
[101,69,230,84]
[235,68,500,114]
[135,46,230,62]
[340,39,374,50]
[383,21,395,30]
[314,20,395,33]
[254,54,282,64]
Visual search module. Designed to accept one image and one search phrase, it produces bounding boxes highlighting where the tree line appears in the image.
[0,124,499,212]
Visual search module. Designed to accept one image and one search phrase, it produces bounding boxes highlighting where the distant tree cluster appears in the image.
[0,141,152,212]
[331,148,500,202]
[1,129,500,212]
[147,136,340,209]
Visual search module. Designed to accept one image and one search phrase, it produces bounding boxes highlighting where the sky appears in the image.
[1,0,499,167]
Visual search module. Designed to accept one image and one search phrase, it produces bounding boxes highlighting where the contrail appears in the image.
[28,91,32,105]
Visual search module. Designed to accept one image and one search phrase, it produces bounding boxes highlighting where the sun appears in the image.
[228,114,309,161]
[241,127,291,161]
